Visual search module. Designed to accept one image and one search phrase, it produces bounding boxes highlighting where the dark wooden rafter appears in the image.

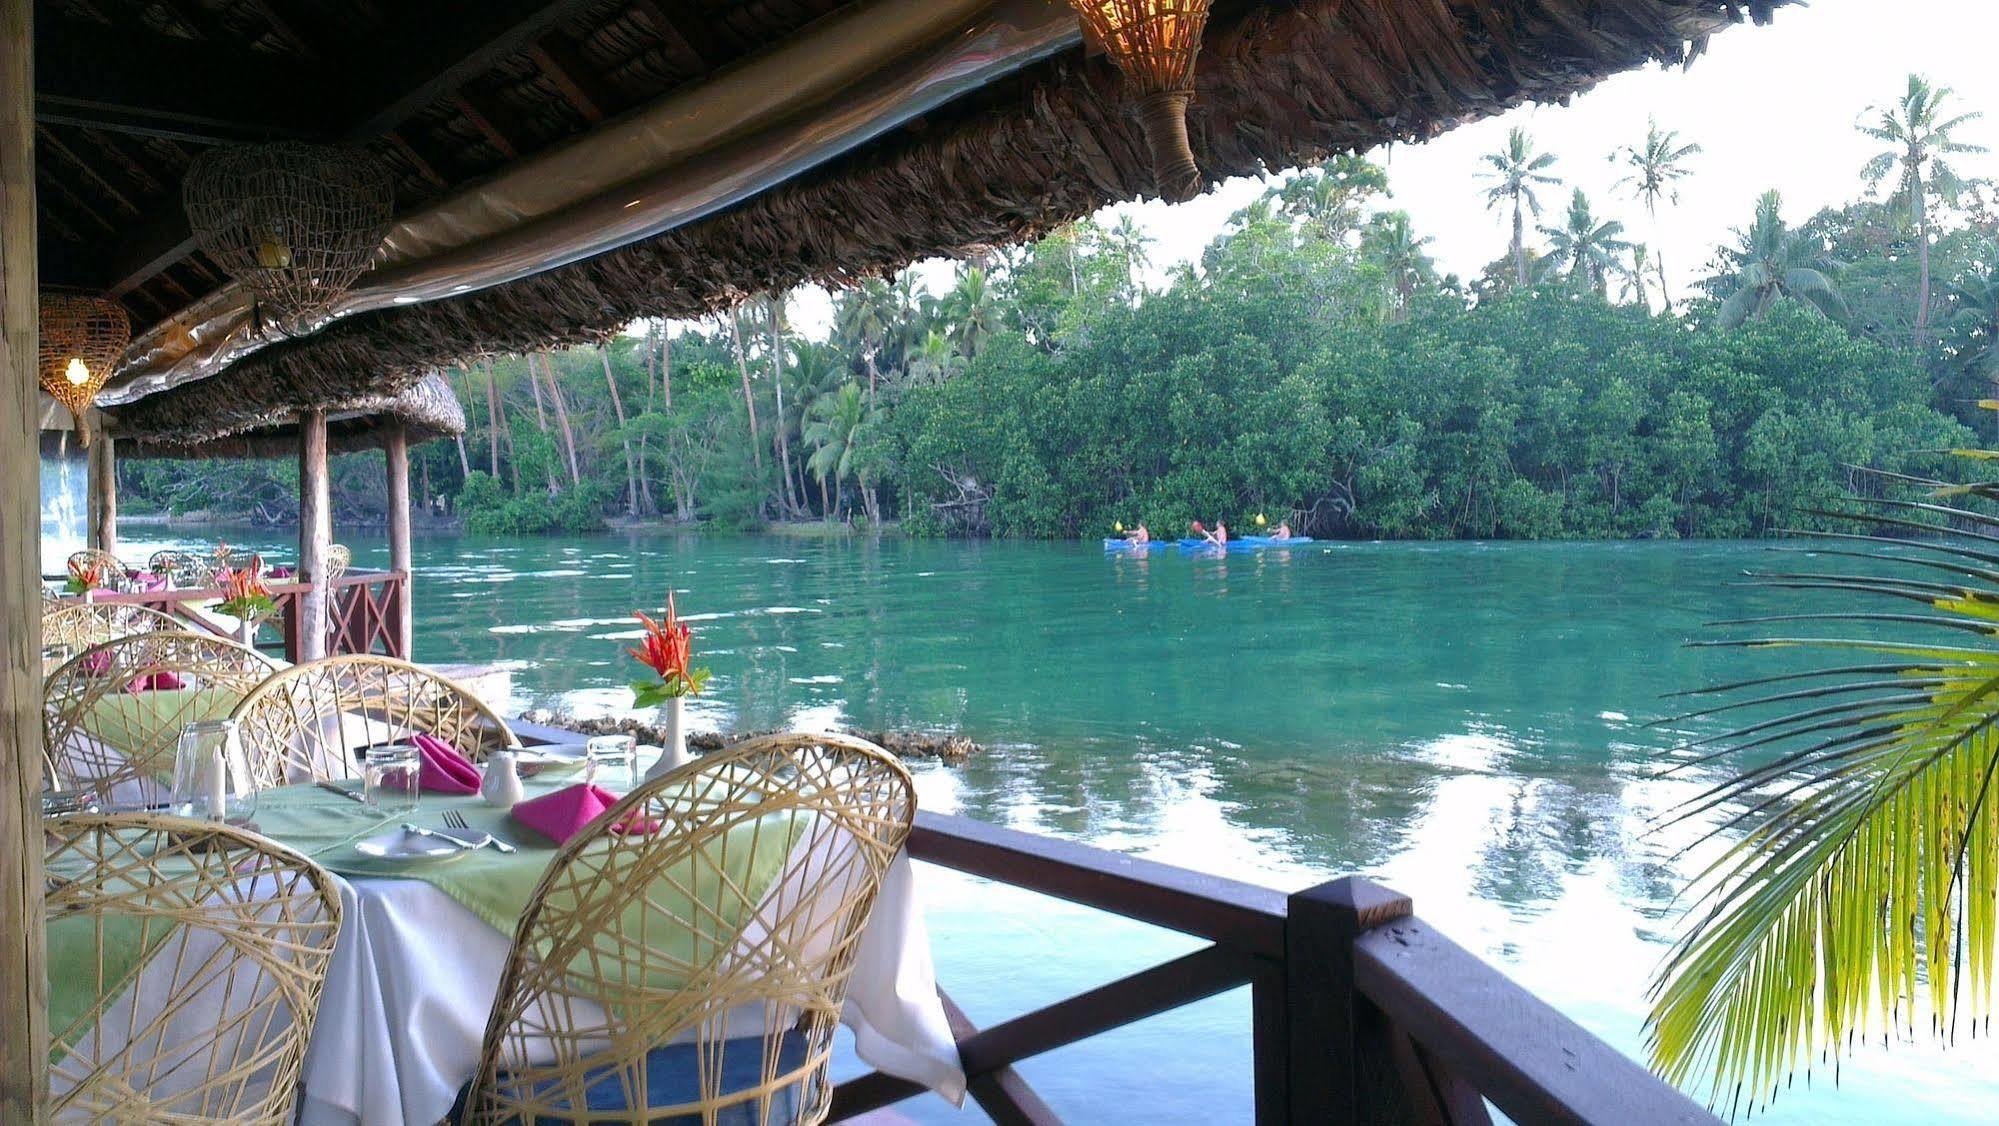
[34,126,141,217]
[451,92,519,159]
[383,130,450,191]
[524,40,607,123]
[36,166,115,232]
[64,0,614,299]
[78,128,166,197]
[627,0,712,77]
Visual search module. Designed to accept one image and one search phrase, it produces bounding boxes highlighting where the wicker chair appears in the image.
[323,543,352,584]
[149,549,218,589]
[460,732,916,1126]
[45,813,342,1125]
[41,602,187,662]
[67,547,133,585]
[43,631,280,804]
[230,654,517,785]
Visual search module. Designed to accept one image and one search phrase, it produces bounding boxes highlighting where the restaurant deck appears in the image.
[7,0,1794,1118]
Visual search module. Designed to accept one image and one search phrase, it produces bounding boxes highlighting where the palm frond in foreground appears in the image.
[1649,449,1999,1116]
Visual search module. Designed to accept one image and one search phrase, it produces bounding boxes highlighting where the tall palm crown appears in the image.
[1276,154,1389,242]
[1537,189,1632,296]
[833,279,896,399]
[1359,211,1434,317]
[1860,74,1987,347]
[943,267,1002,361]
[1714,190,1847,329]
[1614,118,1702,309]
[1477,127,1561,286]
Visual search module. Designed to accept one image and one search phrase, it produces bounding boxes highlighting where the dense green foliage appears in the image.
[115,75,1999,542]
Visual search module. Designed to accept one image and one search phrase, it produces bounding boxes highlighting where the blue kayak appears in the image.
[1103,538,1165,552]
[1175,535,1314,551]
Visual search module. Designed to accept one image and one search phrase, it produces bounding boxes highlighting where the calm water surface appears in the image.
[120,530,1999,1123]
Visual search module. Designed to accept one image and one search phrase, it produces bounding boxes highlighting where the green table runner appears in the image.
[45,911,171,1060]
[83,687,244,761]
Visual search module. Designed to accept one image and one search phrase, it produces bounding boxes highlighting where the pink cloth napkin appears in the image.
[125,672,185,694]
[132,572,167,592]
[511,784,658,845]
[410,733,481,795]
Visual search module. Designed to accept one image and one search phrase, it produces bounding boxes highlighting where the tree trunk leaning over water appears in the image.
[598,345,640,517]
[483,363,502,477]
[726,311,763,472]
[539,353,584,488]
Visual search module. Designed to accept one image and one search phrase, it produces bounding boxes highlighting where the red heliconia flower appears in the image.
[628,592,709,703]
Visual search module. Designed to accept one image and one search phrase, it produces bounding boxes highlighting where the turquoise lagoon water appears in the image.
[114,530,1999,1123]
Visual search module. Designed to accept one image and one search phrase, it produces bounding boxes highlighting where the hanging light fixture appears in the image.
[1067,0,1214,203]
[183,142,394,335]
[38,293,131,445]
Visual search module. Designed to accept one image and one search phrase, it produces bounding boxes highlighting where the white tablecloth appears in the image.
[296,851,964,1125]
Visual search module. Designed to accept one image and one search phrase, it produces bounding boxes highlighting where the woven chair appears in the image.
[231,654,517,785]
[149,549,218,589]
[324,543,352,584]
[67,547,133,585]
[41,602,187,661]
[45,813,342,1125]
[43,631,281,804]
[461,732,916,1126]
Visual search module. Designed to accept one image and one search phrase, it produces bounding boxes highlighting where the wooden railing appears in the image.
[71,570,409,662]
[828,812,1720,1126]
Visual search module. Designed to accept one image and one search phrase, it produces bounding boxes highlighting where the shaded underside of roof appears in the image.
[117,372,465,459]
[101,0,1791,443]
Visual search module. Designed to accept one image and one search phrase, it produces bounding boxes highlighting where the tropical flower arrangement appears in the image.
[627,593,710,708]
[215,555,277,624]
[64,556,109,595]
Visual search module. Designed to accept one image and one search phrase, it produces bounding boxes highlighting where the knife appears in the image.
[400,823,478,851]
[314,781,372,807]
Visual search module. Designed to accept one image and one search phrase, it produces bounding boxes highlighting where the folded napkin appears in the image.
[131,572,167,592]
[511,783,658,845]
[124,671,185,694]
[410,733,482,794]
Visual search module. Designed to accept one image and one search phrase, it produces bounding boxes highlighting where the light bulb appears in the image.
[64,357,89,385]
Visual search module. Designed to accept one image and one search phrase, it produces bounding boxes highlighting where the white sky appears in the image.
[775,0,1999,336]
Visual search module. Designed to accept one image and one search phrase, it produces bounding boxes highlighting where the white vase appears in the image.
[482,750,526,808]
[644,696,693,781]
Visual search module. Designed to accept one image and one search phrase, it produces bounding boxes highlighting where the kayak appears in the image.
[1103,538,1164,552]
[1175,535,1314,551]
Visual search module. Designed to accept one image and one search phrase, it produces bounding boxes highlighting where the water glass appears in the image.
[586,735,638,792]
[171,719,258,823]
[362,744,422,815]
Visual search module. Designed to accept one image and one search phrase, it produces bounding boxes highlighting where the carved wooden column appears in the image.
[298,409,331,661]
[1,0,50,1116]
[385,425,413,658]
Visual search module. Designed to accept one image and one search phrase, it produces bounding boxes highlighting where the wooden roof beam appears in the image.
[33,14,341,144]
[341,0,606,138]
[628,0,713,77]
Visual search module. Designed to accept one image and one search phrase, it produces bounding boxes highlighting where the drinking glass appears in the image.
[362,744,422,815]
[586,735,638,792]
[171,719,258,823]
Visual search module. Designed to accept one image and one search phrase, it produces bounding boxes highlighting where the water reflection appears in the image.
[113,530,1999,1122]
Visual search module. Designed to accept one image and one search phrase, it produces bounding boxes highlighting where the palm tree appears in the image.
[1478,127,1561,286]
[1359,211,1434,320]
[943,267,1001,361]
[906,330,964,387]
[833,278,895,402]
[1648,441,1999,1114]
[1101,213,1154,295]
[1945,253,1999,431]
[1537,189,1632,297]
[1714,190,1846,329]
[1613,118,1702,311]
[802,382,869,520]
[1275,154,1389,242]
[1861,74,1987,348]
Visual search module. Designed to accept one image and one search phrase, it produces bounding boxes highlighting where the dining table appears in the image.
[53,746,967,1125]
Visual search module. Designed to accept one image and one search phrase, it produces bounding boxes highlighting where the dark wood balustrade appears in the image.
[65,570,409,662]
[825,812,1720,1126]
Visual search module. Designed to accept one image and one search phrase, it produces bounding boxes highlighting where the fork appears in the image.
[443,809,516,853]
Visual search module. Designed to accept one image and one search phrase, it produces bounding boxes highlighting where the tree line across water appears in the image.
[121,74,1999,541]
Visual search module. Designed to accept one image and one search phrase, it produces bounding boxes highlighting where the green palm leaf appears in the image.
[1650,456,1999,1116]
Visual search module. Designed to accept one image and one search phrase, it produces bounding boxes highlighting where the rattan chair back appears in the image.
[148,549,218,588]
[323,543,352,584]
[230,654,517,784]
[43,632,280,803]
[41,602,189,661]
[45,813,342,1125]
[67,548,132,582]
[466,732,916,1126]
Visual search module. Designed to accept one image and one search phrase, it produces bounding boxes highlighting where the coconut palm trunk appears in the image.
[483,363,502,477]
[1512,195,1528,286]
[524,358,561,495]
[537,354,583,487]
[598,345,640,518]
[725,311,763,472]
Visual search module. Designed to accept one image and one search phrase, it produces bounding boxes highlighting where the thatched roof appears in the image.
[116,372,465,459]
[48,0,1793,443]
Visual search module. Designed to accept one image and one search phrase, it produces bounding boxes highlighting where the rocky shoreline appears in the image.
[518,710,983,764]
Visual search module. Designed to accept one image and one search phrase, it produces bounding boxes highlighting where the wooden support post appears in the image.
[297,409,331,661]
[1287,876,1417,1124]
[384,425,413,658]
[0,0,50,1116]
[86,415,115,556]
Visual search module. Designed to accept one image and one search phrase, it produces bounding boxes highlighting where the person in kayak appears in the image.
[1190,520,1227,546]
[1274,520,1292,539]
[1126,523,1151,544]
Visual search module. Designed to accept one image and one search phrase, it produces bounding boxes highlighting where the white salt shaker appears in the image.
[481,749,526,808]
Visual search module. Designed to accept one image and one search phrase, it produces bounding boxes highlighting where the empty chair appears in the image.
[45,813,342,1125]
[148,549,217,589]
[41,602,190,668]
[67,548,133,588]
[231,655,517,784]
[460,732,916,1126]
[43,631,279,804]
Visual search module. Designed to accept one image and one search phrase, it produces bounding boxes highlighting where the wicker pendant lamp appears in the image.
[38,293,131,445]
[1068,0,1214,203]
[183,142,394,335]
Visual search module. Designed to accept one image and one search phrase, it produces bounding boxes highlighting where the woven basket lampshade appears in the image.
[1068,0,1214,203]
[38,293,131,443]
[183,142,394,334]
